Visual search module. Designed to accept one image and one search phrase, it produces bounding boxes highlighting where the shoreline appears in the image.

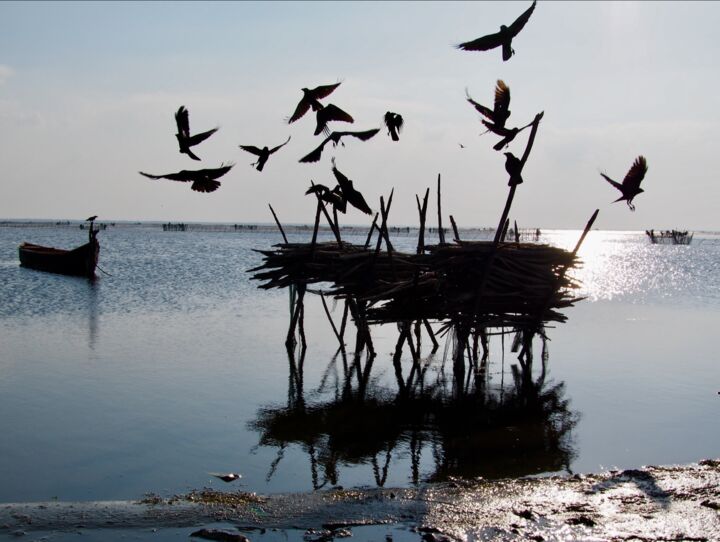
[3,459,718,541]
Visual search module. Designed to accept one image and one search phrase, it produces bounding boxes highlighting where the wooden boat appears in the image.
[19,222,100,278]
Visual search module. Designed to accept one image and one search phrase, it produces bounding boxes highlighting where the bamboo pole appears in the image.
[268,204,288,244]
[364,213,379,249]
[320,293,343,348]
[416,188,429,254]
[437,174,445,244]
[450,215,461,242]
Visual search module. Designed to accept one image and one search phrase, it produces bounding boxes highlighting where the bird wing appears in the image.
[287,98,311,124]
[299,139,329,163]
[305,184,329,196]
[456,30,504,52]
[321,104,354,124]
[187,127,219,146]
[393,114,404,133]
[309,82,342,101]
[139,170,193,182]
[239,145,264,156]
[201,163,235,180]
[622,156,648,190]
[343,128,381,141]
[494,80,511,118]
[508,0,537,38]
[331,158,351,190]
[175,106,190,138]
[465,89,494,120]
[268,135,292,155]
[600,172,623,191]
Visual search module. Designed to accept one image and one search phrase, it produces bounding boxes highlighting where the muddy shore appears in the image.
[2,460,719,541]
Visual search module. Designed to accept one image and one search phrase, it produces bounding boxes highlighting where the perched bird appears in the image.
[384,112,403,141]
[313,103,354,136]
[299,128,380,163]
[331,158,372,215]
[139,163,234,193]
[305,183,347,213]
[85,215,98,222]
[209,472,241,483]
[456,1,537,61]
[239,135,291,172]
[174,106,219,161]
[287,82,342,124]
[600,156,648,211]
[504,152,523,186]
[466,80,511,128]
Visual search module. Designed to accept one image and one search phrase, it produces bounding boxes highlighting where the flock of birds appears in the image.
[138,0,648,214]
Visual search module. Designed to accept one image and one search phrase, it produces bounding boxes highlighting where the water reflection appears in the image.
[251,330,577,488]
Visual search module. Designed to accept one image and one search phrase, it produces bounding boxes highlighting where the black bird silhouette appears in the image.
[456,1,536,61]
[299,128,380,163]
[313,103,354,136]
[174,106,219,161]
[466,80,511,128]
[239,135,291,172]
[504,152,523,186]
[139,163,234,193]
[384,112,403,141]
[600,156,648,211]
[331,158,372,215]
[85,215,98,222]
[287,82,342,124]
[305,183,347,213]
[482,120,533,150]
[209,472,241,483]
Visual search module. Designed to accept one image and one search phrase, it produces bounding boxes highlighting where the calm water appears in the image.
[0,224,718,503]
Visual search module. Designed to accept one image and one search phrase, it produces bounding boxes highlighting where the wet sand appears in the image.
[2,459,718,541]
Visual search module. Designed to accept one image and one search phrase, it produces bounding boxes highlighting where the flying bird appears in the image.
[504,152,523,186]
[466,80,511,128]
[331,158,372,215]
[384,111,403,141]
[174,106,219,161]
[456,1,537,61]
[209,472,241,483]
[313,103,354,136]
[239,135,291,172]
[139,163,234,193]
[600,155,648,211]
[305,183,347,213]
[287,82,342,124]
[482,120,532,150]
[299,128,380,163]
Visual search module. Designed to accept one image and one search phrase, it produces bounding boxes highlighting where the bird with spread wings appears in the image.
[466,80,511,129]
[139,164,234,193]
[331,158,372,215]
[299,128,380,164]
[600,156,648,211]
[456,1,536,61]
[286,82,342,124]
[239,136,291,172]
[174,106,219,161]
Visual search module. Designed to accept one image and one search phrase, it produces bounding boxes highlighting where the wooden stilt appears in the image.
[320,292,343,348]
[268,204,288,244]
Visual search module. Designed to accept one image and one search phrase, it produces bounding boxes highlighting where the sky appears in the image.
[1,1,719,230]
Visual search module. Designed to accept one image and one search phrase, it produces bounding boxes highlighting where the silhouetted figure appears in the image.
[86,215,98,222]
[314,103,354,136]
[456,1,536,61]
[504,152,523,186]
[174,106,219,161]
[287,82,342,124]
[139,163,234,193]
[600,155,648,211]
[239,135,291,172]
[384,111,403,141]
[482,119,533,151]
[331,158,372,215]
[305,183,347,213]
[299,128,380,163]
[466,80,511,128]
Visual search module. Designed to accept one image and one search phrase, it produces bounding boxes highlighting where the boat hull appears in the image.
[18,240,100,278]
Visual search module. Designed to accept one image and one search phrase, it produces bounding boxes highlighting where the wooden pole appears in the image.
[364,213,379,249]
[450,215,461,242]
[268,204,288,244]
[416,188,429,254]
[437,174,445,244]
[320,292,343,348]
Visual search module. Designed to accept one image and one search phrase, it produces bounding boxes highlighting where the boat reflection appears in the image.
[251,329,577,488]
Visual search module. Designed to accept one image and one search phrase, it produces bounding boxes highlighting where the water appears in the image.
[0,224,718,504]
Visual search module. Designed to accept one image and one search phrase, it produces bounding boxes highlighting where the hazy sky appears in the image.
[1,1,719,230]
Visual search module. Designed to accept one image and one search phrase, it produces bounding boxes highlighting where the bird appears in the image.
[85,215,98,222]
[466,80,511,128]
[600,156,648,211]
[305,183,347,213]
[174,106,219,161]
[239,135,291,172]
[331,158,372,215]
[299,128,380,163]
[313,103,354,136]
[384,112,403,141]
[287,82,342,124]
[504,152,523,186]
[482,120,532,151]
[139,163,234,193]
[209,472,241,483]
[456,1,537,61]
